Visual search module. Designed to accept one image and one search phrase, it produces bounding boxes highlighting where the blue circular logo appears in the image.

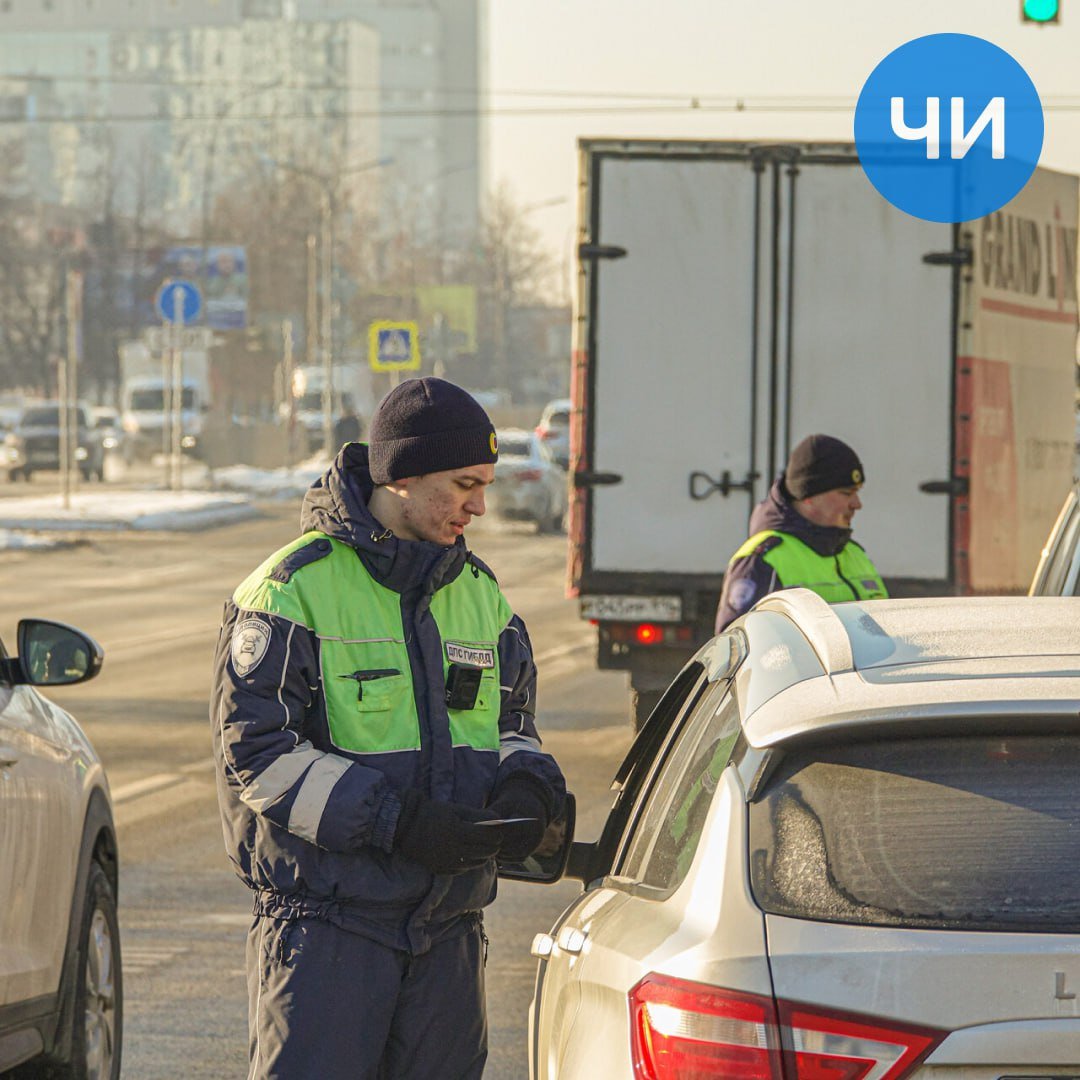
[854,34,1043,223]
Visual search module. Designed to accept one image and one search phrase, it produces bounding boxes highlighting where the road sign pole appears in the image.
[283,319,296,470]
[172,289,184,490]
[160,323,171,489]
[58,356,69,509]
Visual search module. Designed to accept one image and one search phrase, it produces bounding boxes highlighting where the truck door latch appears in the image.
[922,247,973,267]
[919,477,970,496]
[689,470,758,500]
[578,243,627,261]
[574,471,623,488]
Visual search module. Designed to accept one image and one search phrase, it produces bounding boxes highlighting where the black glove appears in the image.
[487,773,554,862]
[393,791,501,875]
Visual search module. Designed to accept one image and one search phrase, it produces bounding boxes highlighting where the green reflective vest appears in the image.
[731,529,888,603]
[233,531,512,755]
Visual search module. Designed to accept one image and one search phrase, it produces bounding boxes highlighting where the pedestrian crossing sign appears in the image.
[369,320,422,372]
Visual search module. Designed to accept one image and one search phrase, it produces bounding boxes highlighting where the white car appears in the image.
[534,398,571,469]
[0,619,120,1078]
[1030,487,1080,595]
[515,590,1080,1079]
[491,429,567,533]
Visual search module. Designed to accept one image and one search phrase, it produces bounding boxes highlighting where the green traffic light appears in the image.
[1022,0,1060,21]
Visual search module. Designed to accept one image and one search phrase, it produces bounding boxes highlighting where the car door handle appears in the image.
[557,926,587,955]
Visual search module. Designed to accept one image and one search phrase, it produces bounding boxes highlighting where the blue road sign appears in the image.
[155,278,203,325]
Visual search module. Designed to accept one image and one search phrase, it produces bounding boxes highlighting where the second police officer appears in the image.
[715,433,888,631]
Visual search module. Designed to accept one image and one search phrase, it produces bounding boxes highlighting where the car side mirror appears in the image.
[497,792,576,884]
[8,618,103,686]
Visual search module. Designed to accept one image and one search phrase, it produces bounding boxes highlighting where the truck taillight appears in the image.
[605,622,694,646]
[629,974,944,1080]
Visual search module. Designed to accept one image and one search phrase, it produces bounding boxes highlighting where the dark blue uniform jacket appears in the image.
[211,443,565,954]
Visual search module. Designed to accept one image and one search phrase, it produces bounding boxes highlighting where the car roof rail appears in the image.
[755,588,854,675]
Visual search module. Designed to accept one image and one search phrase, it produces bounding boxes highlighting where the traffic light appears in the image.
[1022,0,1060,22]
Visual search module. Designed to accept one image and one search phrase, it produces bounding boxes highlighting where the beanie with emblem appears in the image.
[784,434,864,501]
[368,377,498,484]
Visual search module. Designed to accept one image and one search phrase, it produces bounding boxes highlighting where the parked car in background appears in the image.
[0,617,120,1078]
[534,397,571,468]
[1030,487,1080,595]
[4,403,106,482]
[490,428,567,533]
[90,406,126,457]
[518,590,1080,1079]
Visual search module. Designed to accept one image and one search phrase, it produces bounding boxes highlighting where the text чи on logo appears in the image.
[854,33,1044,223]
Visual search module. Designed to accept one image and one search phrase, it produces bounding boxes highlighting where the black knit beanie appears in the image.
[368,378,498,484]
[784,434,864,501]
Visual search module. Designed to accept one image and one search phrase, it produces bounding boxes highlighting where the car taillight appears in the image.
[630,976,781,1079]
[535,425,555,439]
[519,468,543,482]
[629,975,944,1080]
[778,1002,942,1080]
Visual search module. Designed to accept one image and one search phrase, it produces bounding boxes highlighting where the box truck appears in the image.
[567,139,1079,727]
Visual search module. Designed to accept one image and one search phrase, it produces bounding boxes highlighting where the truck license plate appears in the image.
[580,594,682,622]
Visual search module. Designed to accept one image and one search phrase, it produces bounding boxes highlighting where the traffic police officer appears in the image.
[211,378,566,1079]
[715,433,888,631]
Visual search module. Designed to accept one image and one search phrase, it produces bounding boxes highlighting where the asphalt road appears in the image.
[0,500,634,1078]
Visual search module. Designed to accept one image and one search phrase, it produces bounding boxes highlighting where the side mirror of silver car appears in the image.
[497,792,577,884]
[6,618,104,686]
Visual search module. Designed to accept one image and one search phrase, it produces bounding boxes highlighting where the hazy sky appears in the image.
[487,0,1080,263]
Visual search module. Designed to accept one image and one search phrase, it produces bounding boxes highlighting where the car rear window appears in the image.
[749,734,1080,932]
[547,410,570,426]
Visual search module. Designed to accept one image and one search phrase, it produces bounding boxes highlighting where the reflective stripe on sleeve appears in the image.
[499,734,543,763]
[239,743,325,813]
[287,753,352,844]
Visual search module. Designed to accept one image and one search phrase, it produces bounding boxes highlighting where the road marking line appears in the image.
[112,759,213,804]
[533,636,593,666]
[112,773,183,803]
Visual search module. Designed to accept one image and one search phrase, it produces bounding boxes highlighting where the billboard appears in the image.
[87,245,249,331]
[158,245,248,330]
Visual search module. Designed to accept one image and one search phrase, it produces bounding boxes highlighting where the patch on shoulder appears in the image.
[446,641,496,669]
[755,535,784,556]
[232,617,272,677]
[727,578,758,612]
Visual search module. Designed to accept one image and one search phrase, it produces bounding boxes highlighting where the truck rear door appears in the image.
[784,153,954,584]
[583,148,760,577]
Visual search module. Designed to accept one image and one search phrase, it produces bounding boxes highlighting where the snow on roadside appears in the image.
[0,489,257,536]
[209,454,329,498]
[0,454,333,550]
[0,528,66,550]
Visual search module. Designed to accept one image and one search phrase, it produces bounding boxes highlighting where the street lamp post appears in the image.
[200,77,285,306]
[260,154,392,454]
[319,187,333,457]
